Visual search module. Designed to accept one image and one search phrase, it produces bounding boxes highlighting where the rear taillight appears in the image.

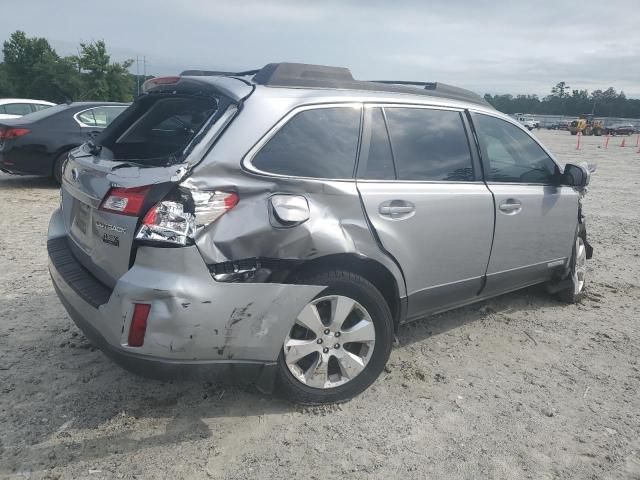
[135,190,238,246]
[191,191,239,226]
[99,186,151,216]
[128,303,151,347]
[0,128,31,140]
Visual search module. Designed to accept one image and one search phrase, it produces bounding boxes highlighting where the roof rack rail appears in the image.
[253,62,354,86]
[178,63,491,108]
[369,80,438,90]
[180,69,260,77]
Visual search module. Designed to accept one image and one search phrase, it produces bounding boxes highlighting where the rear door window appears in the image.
[4,103,33,116]
[33,103,52,111]
[383,107,474,181]
[251,106,361,179]
[472,113,558,183]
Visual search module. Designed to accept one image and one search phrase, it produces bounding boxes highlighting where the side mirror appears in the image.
[563,163,590,188]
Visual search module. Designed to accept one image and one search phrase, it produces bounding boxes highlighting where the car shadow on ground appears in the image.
[0,173,58,189]
[1,284,562,473]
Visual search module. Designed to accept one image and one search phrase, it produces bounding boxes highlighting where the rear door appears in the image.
[470,112,579,295]
[357,105,495,319]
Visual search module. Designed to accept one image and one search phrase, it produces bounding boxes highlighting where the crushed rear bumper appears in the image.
[47,208,323,391]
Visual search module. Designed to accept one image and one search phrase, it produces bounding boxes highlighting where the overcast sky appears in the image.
[4,0,639,98]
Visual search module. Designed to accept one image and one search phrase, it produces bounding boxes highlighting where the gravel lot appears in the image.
[1,130,639,479]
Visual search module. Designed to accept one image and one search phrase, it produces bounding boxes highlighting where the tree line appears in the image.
[484,82,640,118]
[2,31,640,119]
[0,31,141,103]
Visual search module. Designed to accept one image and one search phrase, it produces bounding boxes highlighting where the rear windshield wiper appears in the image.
[87,140,102,155]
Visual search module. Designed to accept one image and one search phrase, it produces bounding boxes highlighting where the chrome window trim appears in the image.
[73,106,126,128]
[243,102,473,182]
[365,103,465,112]
[358,103,477,184]
[242,102,363,181]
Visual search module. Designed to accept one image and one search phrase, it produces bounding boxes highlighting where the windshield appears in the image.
[98,94,219,165]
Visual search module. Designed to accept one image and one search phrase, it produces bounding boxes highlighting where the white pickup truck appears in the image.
[514,114,540,131]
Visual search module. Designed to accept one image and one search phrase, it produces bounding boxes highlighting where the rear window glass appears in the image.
[4,103,33,116]
[76,106,126,127]
[384,107,474,181]
[252,107,361,178]
[101,95,218,162]
[11,103,69,121]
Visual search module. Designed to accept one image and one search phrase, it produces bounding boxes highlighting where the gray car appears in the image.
[48,63,593,404]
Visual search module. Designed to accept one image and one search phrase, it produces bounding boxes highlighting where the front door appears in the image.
[470,112,579,296]
[357,105,495,319]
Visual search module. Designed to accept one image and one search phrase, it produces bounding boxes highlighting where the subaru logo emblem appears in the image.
[71,168,79,182]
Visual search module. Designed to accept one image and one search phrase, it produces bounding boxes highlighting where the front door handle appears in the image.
[499,199,522,214]
[379,200,416,219]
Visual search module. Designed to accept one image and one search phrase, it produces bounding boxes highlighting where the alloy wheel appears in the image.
[573,236,587,294]
[283,295,376,389]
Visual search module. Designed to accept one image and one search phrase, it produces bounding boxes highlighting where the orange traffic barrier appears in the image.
[621,137,626,147]
[604,134,610,149]
[576,131,582,150]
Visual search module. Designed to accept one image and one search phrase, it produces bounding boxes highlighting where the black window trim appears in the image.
[467,109,563,187]
[356,106,398,181]
[243,102,364,181]
[356,102,483,184]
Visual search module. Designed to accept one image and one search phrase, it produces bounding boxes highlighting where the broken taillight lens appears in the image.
[135,189,238,246]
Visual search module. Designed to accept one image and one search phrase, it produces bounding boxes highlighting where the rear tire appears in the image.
[52,150,70,184]
[276,269,393,404]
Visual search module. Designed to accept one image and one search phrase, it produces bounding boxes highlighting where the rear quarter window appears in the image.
[251,106,362,179]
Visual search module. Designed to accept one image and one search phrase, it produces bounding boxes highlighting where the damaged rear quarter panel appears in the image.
[107,245,324,361]
[180,91,407,298]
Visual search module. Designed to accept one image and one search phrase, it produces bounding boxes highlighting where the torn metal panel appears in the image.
[179,93,407,297]
[103,245,324,362]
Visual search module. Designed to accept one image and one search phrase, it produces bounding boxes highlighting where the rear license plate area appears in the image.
[71,199,91,237]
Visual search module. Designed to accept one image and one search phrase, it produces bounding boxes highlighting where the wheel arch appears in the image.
[51,144,80,176]
[287,253,405,330]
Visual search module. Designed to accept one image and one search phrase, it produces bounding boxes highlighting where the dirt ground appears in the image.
[1,130,639,479]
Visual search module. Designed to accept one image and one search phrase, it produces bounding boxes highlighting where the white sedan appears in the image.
[0,98,56,119]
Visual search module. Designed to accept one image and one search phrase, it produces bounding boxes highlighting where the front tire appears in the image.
[276,270,393,404]
[556,226,587,304]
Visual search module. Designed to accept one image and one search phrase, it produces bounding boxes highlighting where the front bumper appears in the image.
[47,208,323,391]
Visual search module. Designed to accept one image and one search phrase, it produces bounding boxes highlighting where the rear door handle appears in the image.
[379,200,415,219]
[499,199,522,214]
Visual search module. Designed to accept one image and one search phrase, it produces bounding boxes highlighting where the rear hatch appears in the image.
[60,76,250,287]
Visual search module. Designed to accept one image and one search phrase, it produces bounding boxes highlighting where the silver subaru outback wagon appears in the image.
[48,63,593,404]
